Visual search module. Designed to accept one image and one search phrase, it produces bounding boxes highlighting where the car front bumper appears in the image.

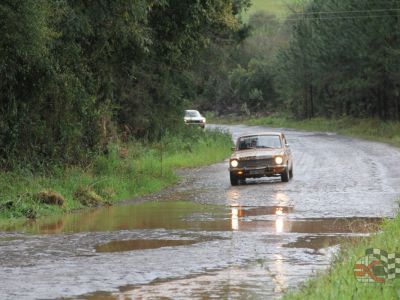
[184,122,205,127]
[229,165,287,178]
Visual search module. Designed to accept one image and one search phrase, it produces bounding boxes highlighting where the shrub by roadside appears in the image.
[0,127,232,222]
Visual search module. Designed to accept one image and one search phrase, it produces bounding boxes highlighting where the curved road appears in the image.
[0,124,399,299]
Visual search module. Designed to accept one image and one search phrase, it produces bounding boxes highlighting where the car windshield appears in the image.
[238,135,282,150]
[185,111,201,118]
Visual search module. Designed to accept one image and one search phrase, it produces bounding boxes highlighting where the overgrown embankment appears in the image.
[0,128,232,223]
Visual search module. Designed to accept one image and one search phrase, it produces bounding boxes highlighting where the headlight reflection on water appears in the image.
[275,206,288,233]
[273,254,288,293]
[231,206,239,231]
[275,216,284,233]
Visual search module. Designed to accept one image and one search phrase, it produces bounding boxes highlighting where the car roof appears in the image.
[185,109,200,112]
[238,132,283,138]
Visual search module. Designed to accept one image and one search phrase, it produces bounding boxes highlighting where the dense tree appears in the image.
[276,0,400,120]
[0,0,249,169]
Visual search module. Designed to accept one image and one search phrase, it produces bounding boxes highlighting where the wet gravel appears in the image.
[0,124,399,300]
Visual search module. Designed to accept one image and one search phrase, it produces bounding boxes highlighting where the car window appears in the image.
[238,135,282,150]
[185,111,201,117]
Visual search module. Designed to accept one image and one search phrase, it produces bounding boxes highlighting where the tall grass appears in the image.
[0,127,232,222]
[242,0,300,21]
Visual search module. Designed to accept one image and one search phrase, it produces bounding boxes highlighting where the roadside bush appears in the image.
[73,186,106,208]
[35,190,64,206]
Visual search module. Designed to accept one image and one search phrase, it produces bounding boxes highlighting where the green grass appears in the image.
[243,0,299,20]
[0,127,232,224]
[284,215,400,300]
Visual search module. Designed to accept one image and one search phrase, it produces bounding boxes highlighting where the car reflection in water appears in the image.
[231,206,240,231]
[229,205,292,232]
[275,207,285,233]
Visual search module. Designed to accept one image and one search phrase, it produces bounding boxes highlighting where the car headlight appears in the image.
[275,156,283,165]
[230,160,239,168]
[202,118,206,123]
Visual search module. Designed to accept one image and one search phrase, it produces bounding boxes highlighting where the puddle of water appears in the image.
[243,217,383,234]
[234,206,294,217]
[77,264,282,300]
[226,218,382,233]
[229,206,382,233]
[0,202,383,235]
[1,201,225,234]
[0,236,24,242]
[95,239,198,253]
[283,235,365,250]
[76,257,330,300]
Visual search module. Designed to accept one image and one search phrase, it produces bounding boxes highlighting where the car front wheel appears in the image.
[230,173,239,186]
[281,167,290,182]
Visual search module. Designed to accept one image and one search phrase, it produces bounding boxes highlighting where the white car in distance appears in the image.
[184,110,206,129]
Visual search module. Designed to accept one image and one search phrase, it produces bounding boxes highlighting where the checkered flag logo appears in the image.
[365,248,400,281]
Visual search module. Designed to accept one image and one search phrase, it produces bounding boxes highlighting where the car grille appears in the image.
[187,120,202,123]
[240,158,273,168]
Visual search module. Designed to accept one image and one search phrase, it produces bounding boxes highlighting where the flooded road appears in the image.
[1,124,400,299]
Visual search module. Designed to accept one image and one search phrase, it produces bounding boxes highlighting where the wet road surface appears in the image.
[1,124,400,299]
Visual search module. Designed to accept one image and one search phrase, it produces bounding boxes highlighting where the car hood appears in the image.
[231,149,283,160]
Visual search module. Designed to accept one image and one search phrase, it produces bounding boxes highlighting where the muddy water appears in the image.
[3,201,227,234]
[95,239,198,253]
[1,124,399,300]
[2,202,382,235]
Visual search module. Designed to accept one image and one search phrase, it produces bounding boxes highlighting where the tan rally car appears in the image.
[229,132,293,185]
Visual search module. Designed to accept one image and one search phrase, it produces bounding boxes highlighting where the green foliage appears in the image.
[0,1,101,169]
[0,0,247,170]
[277,0,400,120]
[193,6,290,116]
[242,0,299,20]
[229,59,278,113]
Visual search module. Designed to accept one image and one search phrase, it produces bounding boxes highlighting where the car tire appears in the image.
[230,173,239,186]
[289,165,293,179]
[281,167,290,182]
